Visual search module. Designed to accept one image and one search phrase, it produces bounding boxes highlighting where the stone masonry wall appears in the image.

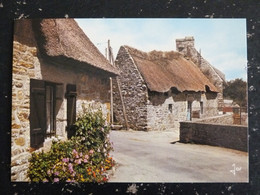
[194,111,248,126]
[147,91,219,131]
[12,41,111,181]
[194,113,233,125]
[113,46,148,130]
[147,93,187,131]
[12,41,37,181]
[180,121,248,152]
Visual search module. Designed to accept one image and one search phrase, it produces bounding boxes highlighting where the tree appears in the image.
[223,78,247,107]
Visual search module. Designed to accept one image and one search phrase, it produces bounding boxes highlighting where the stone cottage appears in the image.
[113,40,224,131]
[176,36,225,111]
[11,19,119,181]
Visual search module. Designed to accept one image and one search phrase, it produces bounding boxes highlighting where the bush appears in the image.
[74,106,113,163]
[28,107,115,183]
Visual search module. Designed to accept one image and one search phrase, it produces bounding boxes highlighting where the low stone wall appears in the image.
[179,121,248,152]
[194,113,248,126]
[194,113,233,125]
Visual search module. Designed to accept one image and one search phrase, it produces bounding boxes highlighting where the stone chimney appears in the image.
[176,36,195,53]
[175,36,197,63]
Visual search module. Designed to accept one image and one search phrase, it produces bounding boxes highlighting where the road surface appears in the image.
[108,130,248,183]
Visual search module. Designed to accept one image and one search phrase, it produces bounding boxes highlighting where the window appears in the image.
[30,79,63,148]
[187,101,192,121]
[46,83,56,136]
[168,104,173,113]
[200,101,204,114]
[66,84,77,139]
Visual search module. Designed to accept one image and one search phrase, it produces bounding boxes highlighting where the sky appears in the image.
[76,19,247,81]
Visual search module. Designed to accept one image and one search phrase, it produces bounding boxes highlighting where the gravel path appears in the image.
[108,130,248,183]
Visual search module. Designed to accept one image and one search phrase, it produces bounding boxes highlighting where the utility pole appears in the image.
[107,40,114,125]
[107,40,129,130]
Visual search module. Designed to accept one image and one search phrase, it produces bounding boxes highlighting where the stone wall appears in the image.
[12,41,111,181]
[194,112,248,126]
[113,46,148,130]
[194,113,233,125]
[12,41,38,181]
[180,121,248,152]
[146,91,219,131]
[147,93,187,131]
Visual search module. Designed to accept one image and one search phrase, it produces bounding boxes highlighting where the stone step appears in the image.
[111,124,123,130]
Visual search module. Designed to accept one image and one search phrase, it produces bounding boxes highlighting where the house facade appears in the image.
[11,19,118,181]
[113,42,223,131]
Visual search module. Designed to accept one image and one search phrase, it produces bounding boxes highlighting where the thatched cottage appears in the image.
[11,19,118,181]
[176,36,225,110]
[113,38,225,131]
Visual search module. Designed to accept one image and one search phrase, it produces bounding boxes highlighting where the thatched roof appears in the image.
[23,19,119,76]
[123,46,218,93]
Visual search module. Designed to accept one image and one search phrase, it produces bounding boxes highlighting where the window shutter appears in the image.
[30,79,46,148]
[66,84,77,138]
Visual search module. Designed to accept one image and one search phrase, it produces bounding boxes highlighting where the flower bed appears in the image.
[28,107,115,183]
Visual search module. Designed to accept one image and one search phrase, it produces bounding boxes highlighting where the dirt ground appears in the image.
[108,130,248,183]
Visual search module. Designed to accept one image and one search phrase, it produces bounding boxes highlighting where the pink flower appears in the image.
[66,179,75,183]
[54,171,59,176]
[75,159,81,164]
[84,154,89,159]
[83,158,88,163]
[47,170,51,175]
[80,152,83,157]
[54,178,59,182]
[89,149,94,154]
[43,178,48,183]
[62,158,69,163]
[68,163,74,173]
[72,149,78,157]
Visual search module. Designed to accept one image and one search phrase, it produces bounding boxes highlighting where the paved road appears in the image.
[108,130,248,183]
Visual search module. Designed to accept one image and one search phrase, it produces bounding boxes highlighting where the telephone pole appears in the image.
[107,40,129,130]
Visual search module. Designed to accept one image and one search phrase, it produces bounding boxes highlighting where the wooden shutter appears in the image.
[66,84,77,138]
[30,79,46,148]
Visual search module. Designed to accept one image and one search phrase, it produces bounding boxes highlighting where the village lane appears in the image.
[108,130,248,183]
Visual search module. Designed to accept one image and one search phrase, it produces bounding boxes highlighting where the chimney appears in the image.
[176,36,195,53]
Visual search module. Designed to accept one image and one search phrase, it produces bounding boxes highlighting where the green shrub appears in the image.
[74,106,113,162]
[28,106,115,183]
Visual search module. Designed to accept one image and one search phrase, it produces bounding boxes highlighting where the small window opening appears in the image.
[46,83,56,137]
[200,101,204,114]
[168,104,173,113]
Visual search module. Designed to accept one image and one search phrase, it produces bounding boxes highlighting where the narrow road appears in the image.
[108,130,248,183]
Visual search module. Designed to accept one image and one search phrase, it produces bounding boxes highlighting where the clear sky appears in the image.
[76,18,247,81]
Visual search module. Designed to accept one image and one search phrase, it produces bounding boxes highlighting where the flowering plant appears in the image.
[28,107,115,183]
